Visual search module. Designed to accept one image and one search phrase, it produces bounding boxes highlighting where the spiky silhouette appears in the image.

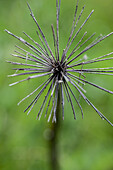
[6,0,113,126]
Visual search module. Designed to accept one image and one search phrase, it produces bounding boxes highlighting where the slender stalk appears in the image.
[49,87,61,170]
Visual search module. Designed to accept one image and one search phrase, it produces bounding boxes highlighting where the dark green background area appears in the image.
[0,0,113,169]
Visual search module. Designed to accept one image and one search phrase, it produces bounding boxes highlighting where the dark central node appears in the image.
[53,61,66,81]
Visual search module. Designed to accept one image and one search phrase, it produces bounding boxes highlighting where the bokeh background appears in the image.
[0,0,113,169]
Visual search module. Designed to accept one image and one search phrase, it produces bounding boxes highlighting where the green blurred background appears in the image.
[0,0,113,169]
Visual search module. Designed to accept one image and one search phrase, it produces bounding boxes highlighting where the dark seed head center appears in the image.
[52,61,66,81]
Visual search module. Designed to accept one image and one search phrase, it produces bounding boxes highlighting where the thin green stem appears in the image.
[49,87,61,170]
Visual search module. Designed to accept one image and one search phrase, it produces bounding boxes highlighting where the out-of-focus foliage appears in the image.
[0,0,113,169]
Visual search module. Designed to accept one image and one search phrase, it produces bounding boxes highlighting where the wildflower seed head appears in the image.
[6,0,113,126]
